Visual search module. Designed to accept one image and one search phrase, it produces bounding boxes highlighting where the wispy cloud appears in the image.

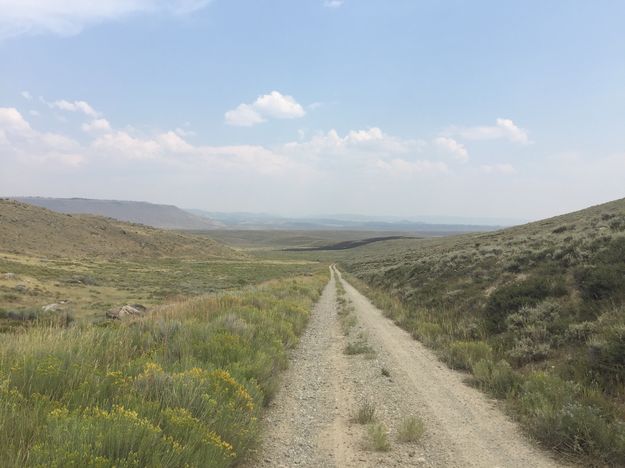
[50,99,99,118]
[0,0,212,39]
[434,136,468,162]
[82,118,111,133]
[225,91,306,127]
[448,118,530,144]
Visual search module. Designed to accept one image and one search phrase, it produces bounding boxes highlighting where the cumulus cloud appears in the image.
[0,107,83,166]
[2,107,452,184]
[451,118,530,144]
[225,104,265,127]
[283,127,423,157]
[0,0,211,39]
[434,136,468,162]
[225,91,305,127]
[50,99,99,118]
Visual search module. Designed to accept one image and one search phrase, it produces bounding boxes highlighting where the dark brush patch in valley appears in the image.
[283,235,419,251]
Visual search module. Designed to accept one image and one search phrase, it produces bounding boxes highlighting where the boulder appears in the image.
[106,304,147,320]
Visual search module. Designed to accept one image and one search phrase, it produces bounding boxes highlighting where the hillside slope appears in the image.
[0,199,235,259]
[341,197,625,465]
[13,197,222,230]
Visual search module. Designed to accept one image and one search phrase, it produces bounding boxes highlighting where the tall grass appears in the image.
[0,272,327,467]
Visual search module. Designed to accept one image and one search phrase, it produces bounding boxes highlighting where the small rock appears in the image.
[42,303,63,312]
[106,304,147,319]
[1,272,16,280]
[14,284,28,292]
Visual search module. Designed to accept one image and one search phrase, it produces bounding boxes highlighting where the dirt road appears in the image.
[247,266,566,467]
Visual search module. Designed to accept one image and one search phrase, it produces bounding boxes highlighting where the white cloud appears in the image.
[283,127,422,156]
[225,104,265,127]
[480,163,516,175]
[21,91,33,100]
[434,136,468,162]
[0,0,211,39]
[82,118,111,133]
[174,127,195,137]
[225,91,305,126]
[0,107,83,166]
[0,107,32,132]
[451,118,530,144]
[254,91,306,119]
[324,0,344,8]
[51,99,99,118]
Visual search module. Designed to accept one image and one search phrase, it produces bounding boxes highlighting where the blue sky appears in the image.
[1,0,624,221]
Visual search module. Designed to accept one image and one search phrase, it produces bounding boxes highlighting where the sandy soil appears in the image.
[247,266,567,467]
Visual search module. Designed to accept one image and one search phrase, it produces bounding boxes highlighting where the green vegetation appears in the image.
[344,337,375,356]
[0,273,327,467]
[397,415,425,443]
[336,279,358,334]
[0,199,329,466]
[0,253,317,324]
[340,197,625,465]
[365,423,391,452]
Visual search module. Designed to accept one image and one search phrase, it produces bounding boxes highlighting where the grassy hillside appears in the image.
[1,199,231,259]
[0,199,319,324]
[12,197,223,230]
[341,197,625,465]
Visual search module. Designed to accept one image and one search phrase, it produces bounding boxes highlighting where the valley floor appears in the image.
[248,267,567,467]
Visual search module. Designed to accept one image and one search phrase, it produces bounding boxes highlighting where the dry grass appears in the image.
[354,400,376,424]
[397,415,425,443]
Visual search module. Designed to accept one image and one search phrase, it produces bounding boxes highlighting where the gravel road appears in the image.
[247,266,567,467]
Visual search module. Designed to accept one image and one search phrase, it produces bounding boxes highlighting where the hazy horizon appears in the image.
[1,1,624,221]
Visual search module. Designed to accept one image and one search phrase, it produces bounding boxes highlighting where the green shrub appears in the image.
[446,341,492,370]
[576,237,625,302]
[587,323,625,390]
[515,373,625,464]
[472,359,521,399]
[485,277,558,333]
[505,301,560,365]
[366,423,391,451]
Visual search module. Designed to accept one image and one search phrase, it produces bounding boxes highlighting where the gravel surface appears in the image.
[247,266,568,467]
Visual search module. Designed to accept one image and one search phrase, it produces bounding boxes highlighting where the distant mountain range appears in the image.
[8,197,504,233]
[188,210,502,233]
[12,197,223,230]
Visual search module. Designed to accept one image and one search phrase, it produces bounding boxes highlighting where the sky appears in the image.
[1,0,624,221]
